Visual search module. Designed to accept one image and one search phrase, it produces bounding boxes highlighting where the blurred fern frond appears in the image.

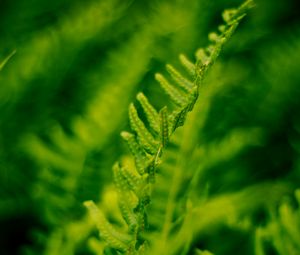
[255,190,300,255]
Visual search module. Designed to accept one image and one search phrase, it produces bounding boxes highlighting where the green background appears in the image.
[0,0,299,254]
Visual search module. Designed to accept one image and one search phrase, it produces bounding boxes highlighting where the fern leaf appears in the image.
[169,107,189,132]
[113,164,138,232]
[147,159,156,184]
[84,1,256,254]
[129,103,159,154]
[195,48,210,66]
[159,107,169,147]
[179,54,195,75]
[118,164,144,196]
[146,147,162,184]
[222,0,255,25]
[155,73,188,106]
[83,201,132,251]
[166,64,194,92]
[254,189,300,255]
[187,87,199,111]
[208,32,221,43]
[194,0,255,84]
[121,131,149,175]
[137,92,160,134]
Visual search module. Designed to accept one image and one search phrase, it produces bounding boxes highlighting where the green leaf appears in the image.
[169,107,189,132]
[155,73,188,106]
[137,92,160,134]
[121,131,149,175]
[83,201,132,251]
[118,164,144,196]
[179,54,195,75]
[113,164,138,232]
[166,64,194,92]
[129,103,159,154]
[159,106,169,147]
[146,147,162,184]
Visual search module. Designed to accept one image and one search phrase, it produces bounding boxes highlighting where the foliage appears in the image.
[0,0,299,254]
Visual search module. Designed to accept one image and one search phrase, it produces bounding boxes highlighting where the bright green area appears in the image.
[0,0,299,255]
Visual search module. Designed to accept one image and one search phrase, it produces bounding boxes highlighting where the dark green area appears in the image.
[0,0,299,254]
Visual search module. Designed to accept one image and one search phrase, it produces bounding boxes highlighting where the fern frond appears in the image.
[159,106,169,147]
[84,200,132,252]
[113,163,138,233]
[194,0,255,84]
[254,189,300,255]
[155,73,188,106]
[137,93,160,134]
[85,1,255,254]
[179,54,195,75]
[121,131,149,175]
[166,64,194,92]
[118,164,144,196]
[166,182,291,255]
[146,150,162,184]
[169,107,190,132]
[21,10,165,252]
[129,103,159,155]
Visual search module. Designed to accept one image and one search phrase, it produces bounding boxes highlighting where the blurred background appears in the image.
[0,0,300,254]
